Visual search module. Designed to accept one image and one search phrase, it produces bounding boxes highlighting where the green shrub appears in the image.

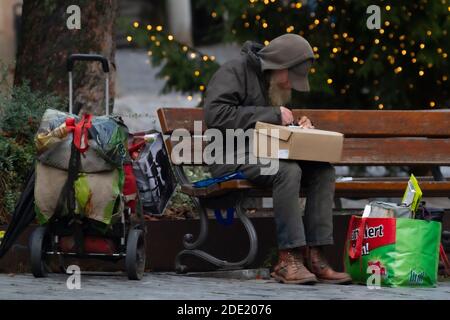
[0,81,65,144]
[164,166,211,219]
[0,70,64,223]
[0,135,34,223]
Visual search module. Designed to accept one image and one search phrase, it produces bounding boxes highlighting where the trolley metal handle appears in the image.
[67,54,110,115]
[67,54,110,72]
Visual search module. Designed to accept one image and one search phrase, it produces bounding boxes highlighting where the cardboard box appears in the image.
[253,122,344,162]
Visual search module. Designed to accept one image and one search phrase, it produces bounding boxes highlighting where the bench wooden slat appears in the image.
[158,108,450,137]
[333,181,450,198]
[294,110,450,137]
[158,108,204,134]
[341,138,450,165]
[164,137,450,165]
[181,180,450,198]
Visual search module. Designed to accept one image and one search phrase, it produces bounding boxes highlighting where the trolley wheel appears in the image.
[30,226,49,278]
[126,229,146,280]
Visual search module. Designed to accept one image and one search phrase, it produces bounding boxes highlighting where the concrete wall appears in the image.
[166,0,192,46]
[0,0,22,89]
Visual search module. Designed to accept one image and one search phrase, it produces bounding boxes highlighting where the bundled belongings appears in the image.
[344,175,443,287]
[344,215,441,287]
[27,54,146,280]
[360,174,422,219]
[34,108,130,227]
[361,201,412,219]
[129,132,177,216]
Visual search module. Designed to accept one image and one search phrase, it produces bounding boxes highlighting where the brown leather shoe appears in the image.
[305,246,352,284]
[271,249,318,285]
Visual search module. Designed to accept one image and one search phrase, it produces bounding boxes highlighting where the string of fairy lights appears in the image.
[126,0,450,109]
[127,21,218,102]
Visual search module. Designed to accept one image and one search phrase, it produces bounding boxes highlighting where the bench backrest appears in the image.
[157,108,450,166]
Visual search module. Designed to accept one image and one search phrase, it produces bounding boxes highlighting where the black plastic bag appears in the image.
[0,170,36,258]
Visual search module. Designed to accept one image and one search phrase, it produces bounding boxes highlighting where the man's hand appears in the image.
[298,116,315,129]
[280,106,294,126]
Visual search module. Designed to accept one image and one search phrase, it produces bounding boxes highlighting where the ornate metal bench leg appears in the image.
[175,196,258,273]
[175,197,209,273]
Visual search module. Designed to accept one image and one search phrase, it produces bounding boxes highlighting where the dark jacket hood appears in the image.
[240,41,264,72]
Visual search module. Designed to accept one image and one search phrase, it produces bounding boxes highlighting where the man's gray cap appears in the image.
[258,34,314,91]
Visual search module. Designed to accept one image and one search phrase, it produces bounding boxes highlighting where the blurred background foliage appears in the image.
[0,63,64,223]
[125,0,450,110]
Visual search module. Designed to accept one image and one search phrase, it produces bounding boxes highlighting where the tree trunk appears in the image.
[14,0,117,115]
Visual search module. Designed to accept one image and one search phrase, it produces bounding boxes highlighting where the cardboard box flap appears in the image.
[287,127,344,137]
[255,122,292,141]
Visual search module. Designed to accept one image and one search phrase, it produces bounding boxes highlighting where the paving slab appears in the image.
[0,273,448,300]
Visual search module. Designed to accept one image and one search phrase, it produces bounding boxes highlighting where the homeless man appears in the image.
[203,34,352,285]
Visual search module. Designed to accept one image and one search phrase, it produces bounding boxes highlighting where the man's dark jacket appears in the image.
[204,41,282,177]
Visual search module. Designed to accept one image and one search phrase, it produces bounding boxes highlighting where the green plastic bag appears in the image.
[344,216,441,287]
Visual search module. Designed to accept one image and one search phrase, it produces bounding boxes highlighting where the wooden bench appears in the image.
[158,107,450,273]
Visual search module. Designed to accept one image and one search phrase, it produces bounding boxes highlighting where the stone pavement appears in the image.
[0,273,448,300]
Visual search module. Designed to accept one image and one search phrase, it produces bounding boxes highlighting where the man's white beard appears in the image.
[268,76,292,106]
